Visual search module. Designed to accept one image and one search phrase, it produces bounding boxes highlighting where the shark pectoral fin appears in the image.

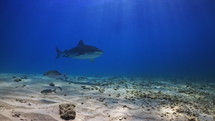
[89,59,94,63]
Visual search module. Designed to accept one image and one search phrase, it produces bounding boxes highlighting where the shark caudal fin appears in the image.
[56,48,62,59]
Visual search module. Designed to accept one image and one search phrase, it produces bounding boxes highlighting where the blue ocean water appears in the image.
[1,0,215,77]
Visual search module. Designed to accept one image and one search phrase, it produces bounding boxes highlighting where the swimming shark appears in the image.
[56,40,103,61]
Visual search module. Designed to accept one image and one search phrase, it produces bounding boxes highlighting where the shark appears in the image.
[56,40,103,62]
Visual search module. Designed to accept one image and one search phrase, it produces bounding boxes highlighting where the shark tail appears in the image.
[56,48,62,59]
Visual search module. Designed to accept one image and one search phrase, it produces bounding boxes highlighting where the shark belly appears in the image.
[72,53,102,59]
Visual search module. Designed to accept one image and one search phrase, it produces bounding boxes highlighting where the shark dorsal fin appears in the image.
[77,40,85,47]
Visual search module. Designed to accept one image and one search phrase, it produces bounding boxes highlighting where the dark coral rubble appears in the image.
[94,77,215,120]
[59,103,76,120]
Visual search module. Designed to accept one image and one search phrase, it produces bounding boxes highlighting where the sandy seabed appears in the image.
[0,73,214,121]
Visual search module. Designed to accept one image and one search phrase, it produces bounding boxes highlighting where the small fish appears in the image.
[49,82,55,87]
[40,89,56,94]
[40,87,63,94]
[43,70,68,81]
[43,70,62,76]
[56,40,103,62]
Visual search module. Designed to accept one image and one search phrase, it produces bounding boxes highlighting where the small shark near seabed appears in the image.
[56,40,103,62]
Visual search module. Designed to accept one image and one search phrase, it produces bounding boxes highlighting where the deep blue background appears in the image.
[1,0,215,76]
